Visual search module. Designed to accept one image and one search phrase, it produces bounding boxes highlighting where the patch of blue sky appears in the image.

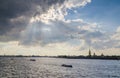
[65,0,120,32]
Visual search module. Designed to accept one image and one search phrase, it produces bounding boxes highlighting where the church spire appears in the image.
[88,48,91,57]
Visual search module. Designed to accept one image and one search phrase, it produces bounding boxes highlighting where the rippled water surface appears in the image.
[0,57,120,78]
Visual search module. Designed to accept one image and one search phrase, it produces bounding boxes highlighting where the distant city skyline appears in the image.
[0,0,120,56]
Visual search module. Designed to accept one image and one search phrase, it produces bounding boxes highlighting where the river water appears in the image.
[0,57,120,78]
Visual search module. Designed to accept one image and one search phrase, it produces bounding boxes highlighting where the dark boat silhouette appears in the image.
[61,64,73,68]
[30,59,36,61]
[10,58,14,60]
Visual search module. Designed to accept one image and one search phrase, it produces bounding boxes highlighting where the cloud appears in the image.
[111,26,120,40]
[30,0,91,23]
[20,18,102,46]
[1,41,120,56]
[87,26,120,50]
[16,0,91,45]
[0,0,91,43]
[1,0,119,51]
[0,0,65,36]
[1,0,120,55]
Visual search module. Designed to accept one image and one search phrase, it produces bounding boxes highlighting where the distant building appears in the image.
[101,53,104,57]
[88,48,91,57]
[93,53,96,57]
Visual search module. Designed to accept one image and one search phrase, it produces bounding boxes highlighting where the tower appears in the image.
[88,48,91,57]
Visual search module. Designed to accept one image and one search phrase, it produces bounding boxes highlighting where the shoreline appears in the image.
[0,55,120,60]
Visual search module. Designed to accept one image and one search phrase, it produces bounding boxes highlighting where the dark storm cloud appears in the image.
[0,0,65,39]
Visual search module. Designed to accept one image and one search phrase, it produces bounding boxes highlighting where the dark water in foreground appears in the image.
[0,57,120,78]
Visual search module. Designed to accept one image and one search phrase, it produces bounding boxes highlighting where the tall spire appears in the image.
[88,48,91,57]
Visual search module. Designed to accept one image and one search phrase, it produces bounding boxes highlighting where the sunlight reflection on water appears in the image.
[0,57,120,78]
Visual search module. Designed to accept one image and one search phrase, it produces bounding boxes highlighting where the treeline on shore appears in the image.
[0,55,120,60]
[57,55,120,60]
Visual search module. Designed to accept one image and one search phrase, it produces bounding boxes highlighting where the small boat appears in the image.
[10,58,14,60]
[30,59,36,61]
[61,64,73,68]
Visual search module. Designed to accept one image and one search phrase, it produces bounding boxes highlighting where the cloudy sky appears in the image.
[0,0,120,56]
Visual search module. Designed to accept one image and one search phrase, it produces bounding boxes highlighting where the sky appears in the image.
[0,0,120,56]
